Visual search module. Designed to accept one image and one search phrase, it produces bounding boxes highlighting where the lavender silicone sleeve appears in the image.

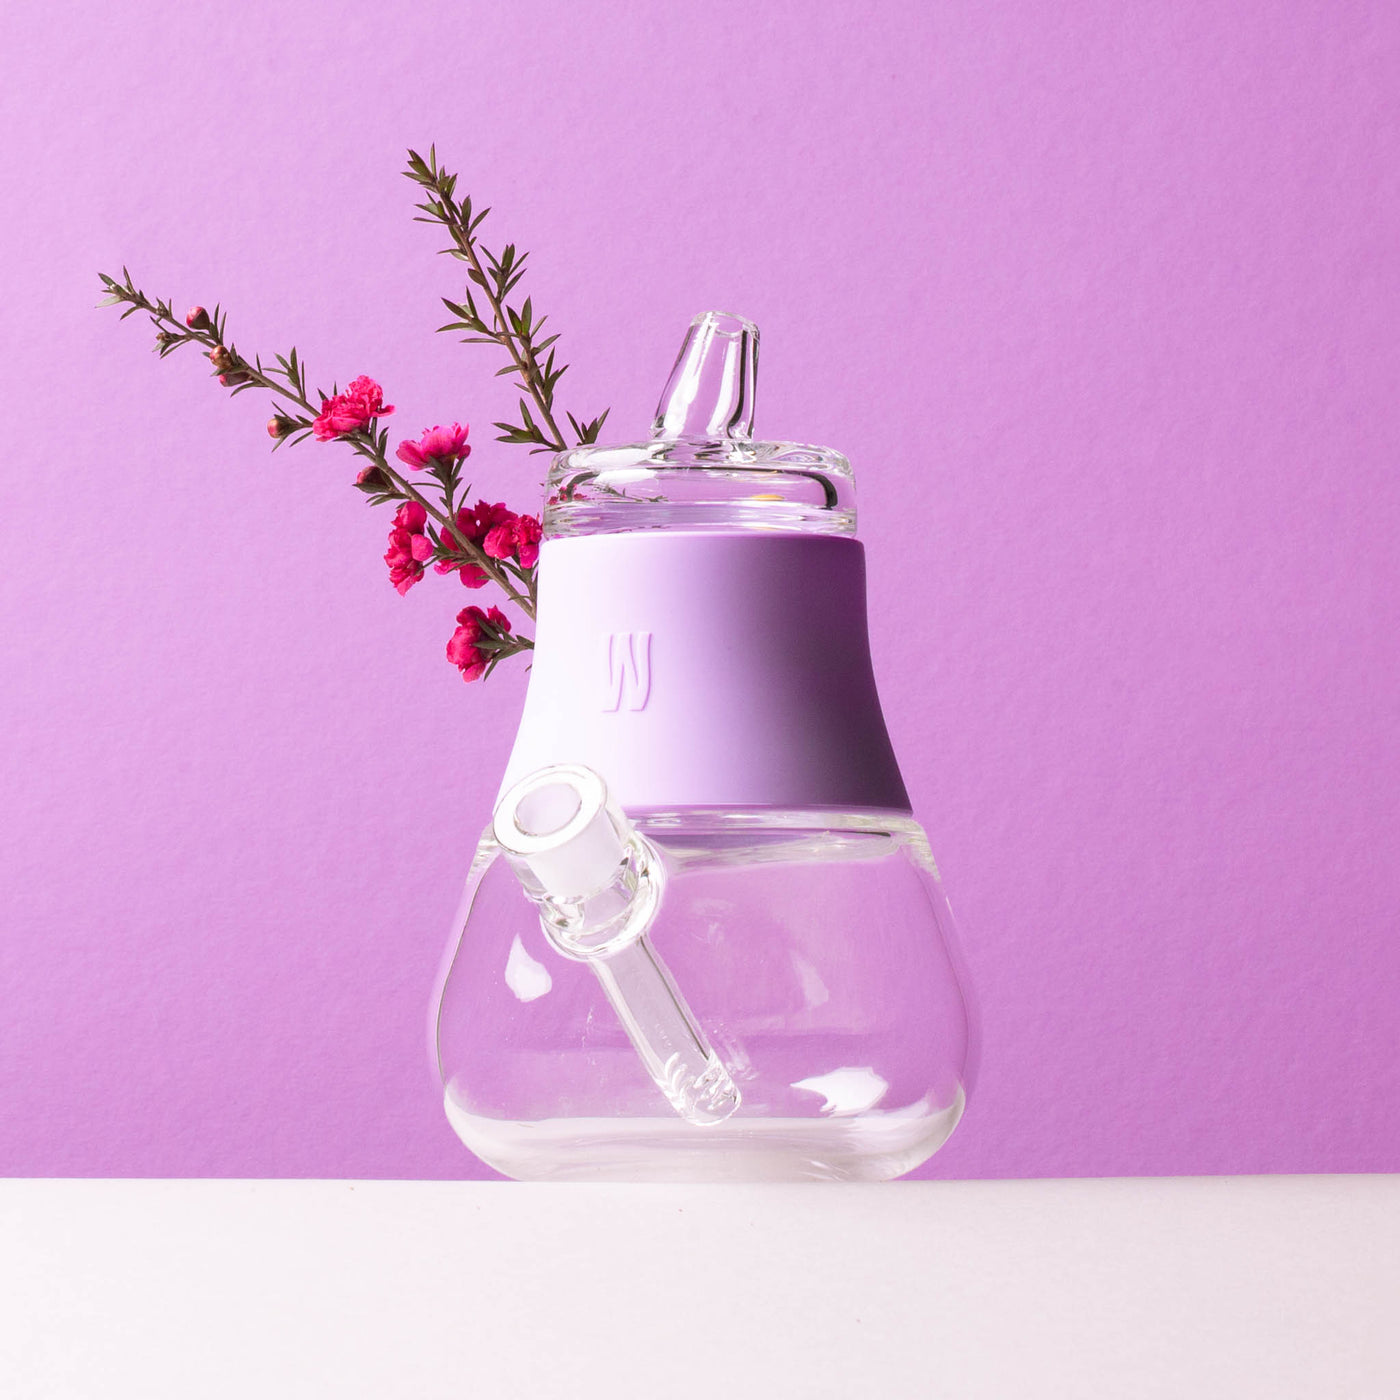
[499,533,911,813]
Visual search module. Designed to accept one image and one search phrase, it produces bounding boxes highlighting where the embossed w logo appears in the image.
[604,631,653,712]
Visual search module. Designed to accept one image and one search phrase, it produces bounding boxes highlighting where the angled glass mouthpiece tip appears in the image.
[651,310,759,442]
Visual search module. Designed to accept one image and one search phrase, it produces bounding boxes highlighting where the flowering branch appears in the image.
[95,270,537,646]
[404,146,610,456]
[99,148,613,682]
[95,144,615,686]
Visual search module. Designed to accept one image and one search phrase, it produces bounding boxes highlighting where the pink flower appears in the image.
[313,376,394,441]
[482,513,542,568]
[447,605,510,682]
[514,514,542,568]
[383,500,432,595]
[436,500,514,588]
[440,556,489,589]
[395,423,471,471]
[481,520,517,560]
[461,500,514,540]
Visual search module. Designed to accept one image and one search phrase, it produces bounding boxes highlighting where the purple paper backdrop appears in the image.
[2,0,1397,1178]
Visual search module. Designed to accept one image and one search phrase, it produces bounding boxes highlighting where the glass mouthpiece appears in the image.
[494,765,741,1125]
[651,310,758,441]
[544,311,857,538]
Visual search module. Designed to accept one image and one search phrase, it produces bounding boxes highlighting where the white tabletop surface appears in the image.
[1,1175,1396,1398]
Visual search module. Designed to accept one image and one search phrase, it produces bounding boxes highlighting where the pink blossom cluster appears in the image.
[315,403,539,679]
[437,501,542,586]
[383,501,433,595]
[395,422,471,471]
[483,511,542,568]
[447,605,511,682]
[313,376,394,441]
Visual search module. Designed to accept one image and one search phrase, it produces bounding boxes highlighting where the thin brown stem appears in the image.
[443,220,566,451]
[108,281,539,621]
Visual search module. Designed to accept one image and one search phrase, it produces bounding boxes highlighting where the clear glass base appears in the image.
[446,1087,964,1182]
[435,808,971,1182]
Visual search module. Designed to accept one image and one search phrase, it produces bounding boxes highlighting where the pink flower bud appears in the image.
[185,306,210,330]
[266,415,295,440]
[208,346,234,374]
[354,465,392,494]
